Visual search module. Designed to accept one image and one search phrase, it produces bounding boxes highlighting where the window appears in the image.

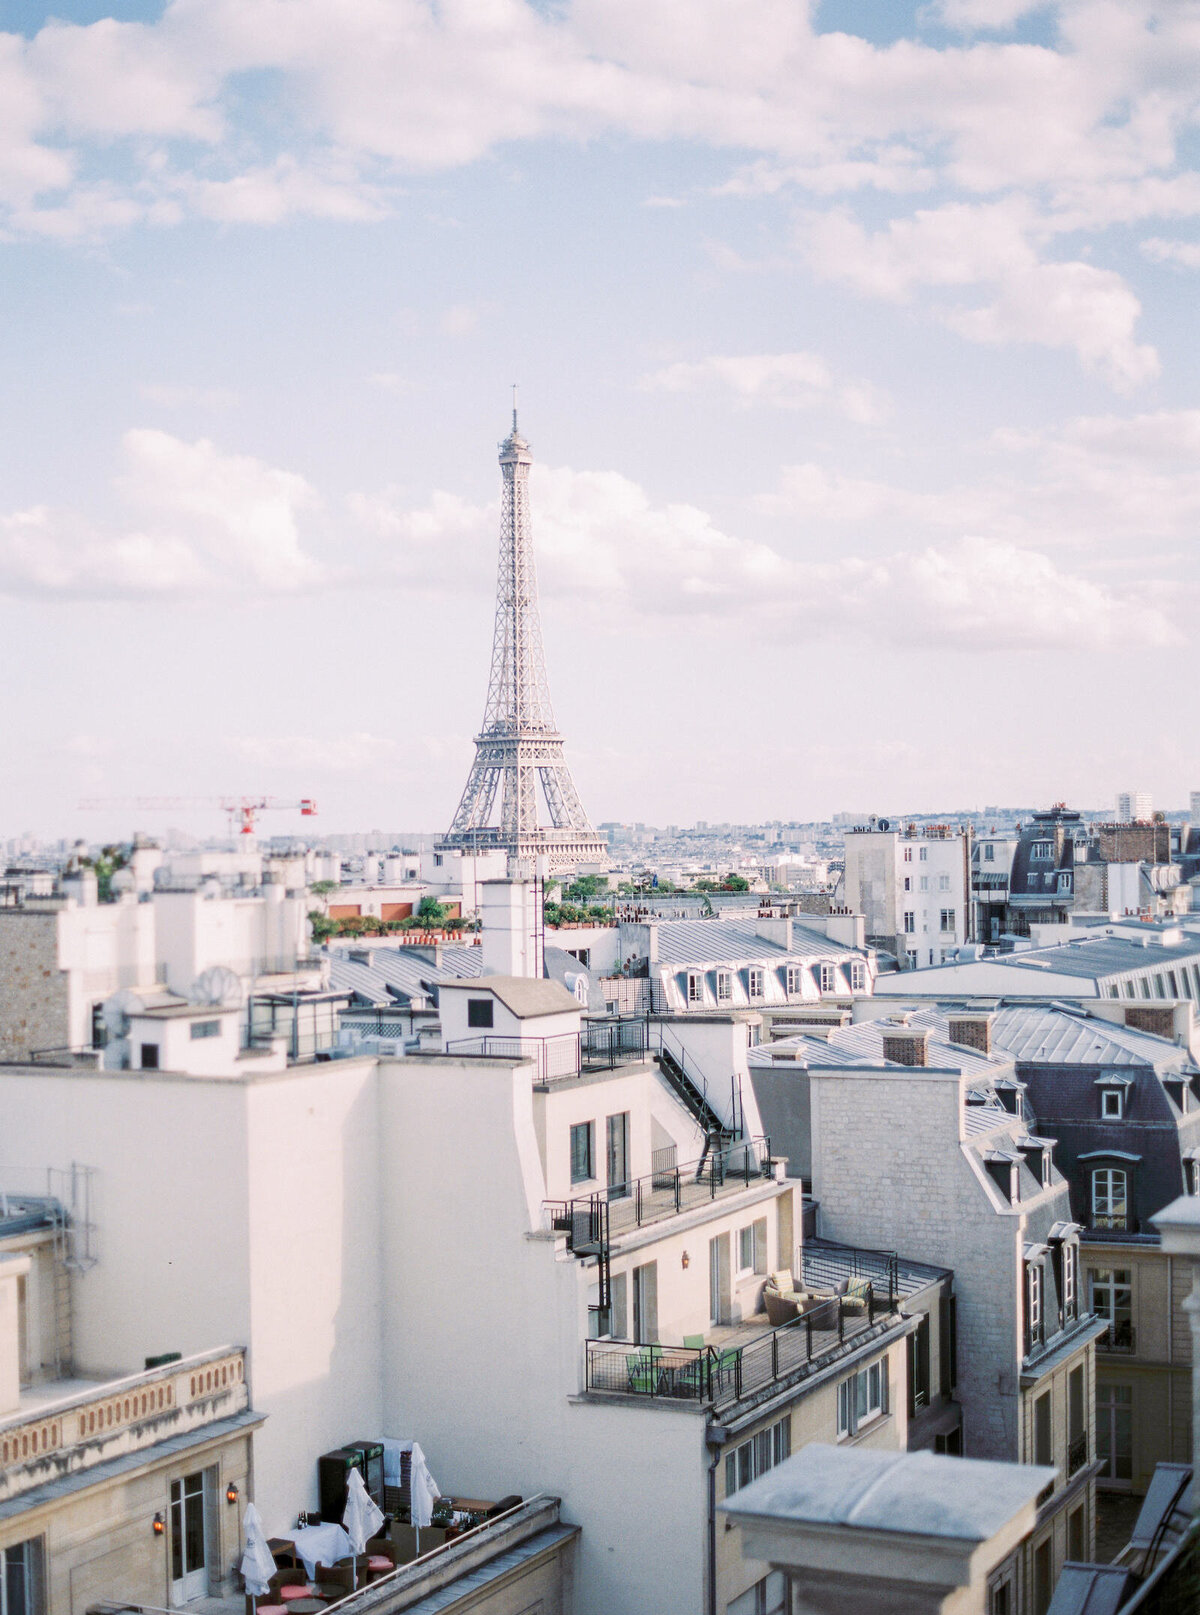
[190,1019,220,1040]
[940,1294,958,1393]
[939,874,951,891]
[908,1315,931,1413]
[939,909,956,932]
[570,1121,594,1184]
[1032,841,1053,859]
[1188,1158,1200,1196]
[747,968,764,1000]
[819,963,836,992]
[1092,1167,1129,1230]
[837,1356,888,1437]
[1101,1087,1124,1119]
[919,875,928,892]
[1027,1262,1043,1346]
[786,964,804,995]
[716,971,732,1002]
[850,962,866,992]
[903,847,913,863]
[737,1219,767,1275]
[1096,1384,1133,1480]
[687,972,704,1005]
[140,1043,159,1069]
[903,911,915,934]
[725,1417,791,1497]
[984,843,995,861]
[606,1113,630,1199]
[632,1262,658,1343]
[1062,1241,1077,1318]
[903,875,912,891]
[905,950,918,969]
[1033,1538,1053,1615]
[1089,1268,1132,1350]
[1068,1505,1086,1562]
[990,1574,1013,1615]
[1069,1365,1085,1470]
[728,1573,787,1615]
[919,846,928,861]
[609,1271,628,1339]
[1034,1390,1052,1467]
[433,853,443,866]
[0,1539,44,1615]
[467,998,494,1029]
[90,1003,108,1050]
[1058,873,1072,892]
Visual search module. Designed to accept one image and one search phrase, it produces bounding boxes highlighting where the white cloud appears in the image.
[140,383,239,409]
[638,351,889,420]
[802,200,1158,387]
[1141,236,1200,268]
[0,430,325,598]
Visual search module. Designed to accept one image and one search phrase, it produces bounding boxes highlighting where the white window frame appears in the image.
[785,964,804,995]
[736,1219,766,1275]
[903,911,915,934]
[747,968,765,1000]
[1062,1241,1076,1313]
[939,909,956,933]
[903,876,911,891]
[850,962,866,992]
[984,843,995,861]
[905,950,918,969]
[1032,841,1053,859]
[686,972,704,1005]
[837,1357,887,1438]
[919,875,929,892]
[715,970,733,1003]
[1027,1262,1043,1338]
[939,874,951,891]
[1101,1087,1124,1119]
[819,963,836,992]
[903,847,913,863]
[918,846,928,861]
[1092,1167,1128,1227]
[724,1417,790,1497]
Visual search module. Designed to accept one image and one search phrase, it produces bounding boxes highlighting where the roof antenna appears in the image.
[512,382,519,434]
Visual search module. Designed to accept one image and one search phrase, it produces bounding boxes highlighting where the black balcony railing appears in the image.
[1068,1432,1088,1476]
[802,1240,899,1312]
[585,1289,890,1406]
[1096,1319,1136,1354]
[581,1019,649,1070]
[547,1137,775,1241]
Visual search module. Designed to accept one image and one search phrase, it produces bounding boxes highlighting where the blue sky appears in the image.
[1,0,1198,839]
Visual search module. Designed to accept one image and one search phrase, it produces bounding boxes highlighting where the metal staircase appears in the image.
[653,1041,736,1180]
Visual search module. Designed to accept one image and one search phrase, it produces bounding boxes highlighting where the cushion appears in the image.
[368,1558,392,1571]
[768,1269,793,1293]
[844,1277,872,1301]
[280,1587,313,1600]
[258,1605,288,1613]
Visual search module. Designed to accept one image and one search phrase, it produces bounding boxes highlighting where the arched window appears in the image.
[1092,1167,1128,1230]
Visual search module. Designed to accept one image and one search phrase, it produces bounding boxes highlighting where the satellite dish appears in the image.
[878,819,890,832]
[190,966,243,1008]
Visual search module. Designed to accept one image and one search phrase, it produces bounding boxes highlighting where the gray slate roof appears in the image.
[989,1004,1195,1072]
[440,976,579,1018]
[329,946,482,1006]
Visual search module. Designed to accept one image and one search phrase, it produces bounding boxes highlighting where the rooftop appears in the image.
[650,917,859,967]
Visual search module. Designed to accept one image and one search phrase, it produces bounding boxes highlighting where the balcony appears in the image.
[585,1289,897,1408]
[1096,1320,1136,1355]
[547,1137,777,1243]
[1068,1432,1089,1476]
[0,1346,248,1504]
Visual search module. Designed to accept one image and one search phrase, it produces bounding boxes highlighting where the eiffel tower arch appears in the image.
[438,407,607,875]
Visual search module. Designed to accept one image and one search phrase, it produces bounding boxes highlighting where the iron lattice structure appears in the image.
[440,410,606,873]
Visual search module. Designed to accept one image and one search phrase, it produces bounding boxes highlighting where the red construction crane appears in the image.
[78,796,318,836]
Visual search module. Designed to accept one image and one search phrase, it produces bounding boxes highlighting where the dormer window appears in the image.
[1031,841,1053,860]
[1092,1167,1128,1231]
[747,968,764,1000]
[819,963,836,993]
[984,844,995,862]
[1026,1260,1044,1348]
[686,972,704,1005]
[1062,1241,1077,1319]
[1102,1088,1123,1119]
[716,971,732,1003]
[786,964,804,995]
[850,962,866,992]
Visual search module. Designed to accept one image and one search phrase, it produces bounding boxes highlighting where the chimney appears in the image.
[756,915,793,951]
[948,1013,993,1054]
[882,1030,929,1067]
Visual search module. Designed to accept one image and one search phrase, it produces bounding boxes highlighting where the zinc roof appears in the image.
[989,1004,1194,1071]
[998,934,1200,982]
[653,918,858,967]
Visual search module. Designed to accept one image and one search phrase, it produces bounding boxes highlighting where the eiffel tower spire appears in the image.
[440,407,606,874]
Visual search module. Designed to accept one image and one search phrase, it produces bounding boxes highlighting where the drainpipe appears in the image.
[705,1421,728,1615]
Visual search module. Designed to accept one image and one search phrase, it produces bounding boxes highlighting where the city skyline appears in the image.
[1,1,1199,835]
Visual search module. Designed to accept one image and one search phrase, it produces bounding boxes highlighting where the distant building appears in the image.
[841,825,969,968]
[1117,791,1153,825]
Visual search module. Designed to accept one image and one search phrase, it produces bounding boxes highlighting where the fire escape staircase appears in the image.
[654,1044,737,1178]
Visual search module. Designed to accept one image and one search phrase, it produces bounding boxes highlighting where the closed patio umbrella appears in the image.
[342,1467,384,1589]
[241,1502,276,1608]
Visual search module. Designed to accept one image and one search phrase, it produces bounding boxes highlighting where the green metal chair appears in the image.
[626,1346,663,1394]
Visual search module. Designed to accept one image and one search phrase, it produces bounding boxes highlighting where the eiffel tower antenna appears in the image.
[439,403,606,875]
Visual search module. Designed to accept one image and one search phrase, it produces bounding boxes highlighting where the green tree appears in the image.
[721,873,750,891]
[416,896,449,927]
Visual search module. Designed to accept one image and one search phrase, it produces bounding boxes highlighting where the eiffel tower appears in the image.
[439,403,607,874]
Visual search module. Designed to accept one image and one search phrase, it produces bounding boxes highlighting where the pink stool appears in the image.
[257,1606,288,1614]
[367,1557,392,1573]
[279,1588,313,1601]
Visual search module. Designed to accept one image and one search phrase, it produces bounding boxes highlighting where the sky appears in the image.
[1,0,1198,840]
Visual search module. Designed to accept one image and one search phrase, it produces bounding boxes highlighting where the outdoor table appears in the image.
[286,1600,327,1613]
[287,1523,354,1580]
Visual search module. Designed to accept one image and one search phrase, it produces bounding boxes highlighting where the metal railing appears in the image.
[584,1289,889,1406]
[1096,1320,1136,1354]
[445,1032,581,1081]
[581,1019,649,1070]
[547,1137,774,1241]
[802,1241,899,1312]
[1068,1431,1089,1476]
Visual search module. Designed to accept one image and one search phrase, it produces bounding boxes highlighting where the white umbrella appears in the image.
[241,1503,276,1606]
[342,1468,384,1589]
